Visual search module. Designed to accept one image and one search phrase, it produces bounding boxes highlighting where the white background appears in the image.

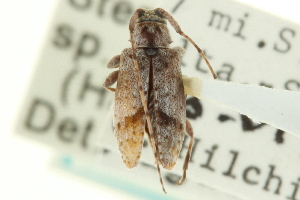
[1,0,300,199]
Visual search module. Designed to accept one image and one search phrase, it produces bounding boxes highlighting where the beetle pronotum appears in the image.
[103,8,217,193]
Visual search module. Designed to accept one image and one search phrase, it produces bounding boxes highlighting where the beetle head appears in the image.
[136,8,167,24]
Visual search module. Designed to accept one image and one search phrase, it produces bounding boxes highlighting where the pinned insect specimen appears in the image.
[103,8,217,193]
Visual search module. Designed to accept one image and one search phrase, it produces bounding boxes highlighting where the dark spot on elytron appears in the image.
[154,9,165,19]
[164,62,170,69]
[128,54,132,59]
[117,123,121,129]
[158,109,177,126]
[179,123,183,130]
[154,100,159,104]
[168,52,176,60]
[137,9,145,18]
[124,107,144,126]
[172,95,177,101]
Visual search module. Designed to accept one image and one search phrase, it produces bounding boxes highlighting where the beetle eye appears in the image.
[154,9,165,19]
[137,9,145,18]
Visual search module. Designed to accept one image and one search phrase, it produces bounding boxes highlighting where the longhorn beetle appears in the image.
[103,8,217,193]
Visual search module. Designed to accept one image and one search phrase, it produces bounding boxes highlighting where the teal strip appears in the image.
[58,156,181,200]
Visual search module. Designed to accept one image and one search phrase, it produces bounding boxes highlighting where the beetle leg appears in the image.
[107,55,121,69]
[177,119,194,185]
[103,70,119,92]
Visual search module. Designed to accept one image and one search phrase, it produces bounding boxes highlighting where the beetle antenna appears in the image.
[158,8,218,79]
[129,9,167,194]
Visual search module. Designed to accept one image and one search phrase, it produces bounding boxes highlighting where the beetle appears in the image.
[103,8,217,193]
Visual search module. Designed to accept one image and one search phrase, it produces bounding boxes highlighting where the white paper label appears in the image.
[16,0,300,199]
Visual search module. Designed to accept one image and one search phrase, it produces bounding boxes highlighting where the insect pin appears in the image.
[103,8,217,193]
